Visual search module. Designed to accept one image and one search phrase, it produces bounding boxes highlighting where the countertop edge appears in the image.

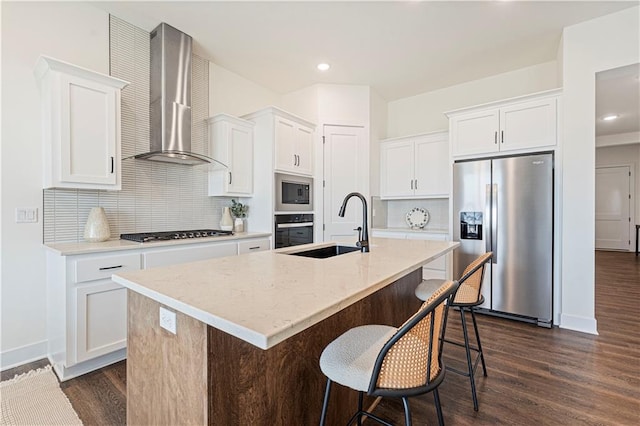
[44,232,273,256]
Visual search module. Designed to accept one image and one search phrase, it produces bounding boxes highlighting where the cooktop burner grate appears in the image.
[120,229,234,243]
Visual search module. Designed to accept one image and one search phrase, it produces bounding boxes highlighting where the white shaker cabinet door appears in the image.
[36,55,128,190]
[380,140,414,198]
[451,109,500,157]
[499,97,557,152]
[74,281,127,363]
[414,136,449,197]
[293,124,314,176]
[274,117,297,173]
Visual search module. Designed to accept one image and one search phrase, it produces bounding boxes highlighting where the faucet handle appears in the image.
[353,226,363,243]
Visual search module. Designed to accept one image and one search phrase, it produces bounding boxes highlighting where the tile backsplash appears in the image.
[374,198,449,231]
[43,16,228,243]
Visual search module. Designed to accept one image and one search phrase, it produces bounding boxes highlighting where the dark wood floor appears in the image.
[3,251,638,425]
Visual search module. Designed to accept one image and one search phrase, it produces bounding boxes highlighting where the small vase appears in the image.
[234,217,245,233]
[83,207,110,242]
[220,207,233,231]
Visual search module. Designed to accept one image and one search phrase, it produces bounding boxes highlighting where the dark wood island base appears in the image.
[127,268,423,425]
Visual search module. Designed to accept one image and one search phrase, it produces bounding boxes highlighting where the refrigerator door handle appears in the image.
[485,184,492,253]
[492,183,498,260]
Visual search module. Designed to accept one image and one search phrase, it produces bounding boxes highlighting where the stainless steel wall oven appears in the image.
[275,214,314,249]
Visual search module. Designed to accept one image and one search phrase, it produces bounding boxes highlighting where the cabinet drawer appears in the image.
[238,238,271,254]
[143,242,238,269]
[75,253,141,284]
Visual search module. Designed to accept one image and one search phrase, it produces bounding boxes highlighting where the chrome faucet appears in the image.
[338,192,369,253]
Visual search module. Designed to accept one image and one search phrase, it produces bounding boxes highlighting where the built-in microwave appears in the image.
[275,173,313,212]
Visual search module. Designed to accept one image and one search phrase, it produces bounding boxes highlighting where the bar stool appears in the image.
[414,252,492,411]
[319,280,460,426]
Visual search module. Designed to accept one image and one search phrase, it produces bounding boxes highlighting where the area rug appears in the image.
[0,365,82,425]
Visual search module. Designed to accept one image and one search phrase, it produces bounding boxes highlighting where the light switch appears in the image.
[15,208,38,223]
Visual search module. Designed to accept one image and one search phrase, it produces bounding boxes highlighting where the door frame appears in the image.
[595,163,635,251]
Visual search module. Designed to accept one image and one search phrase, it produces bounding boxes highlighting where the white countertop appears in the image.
[112,237,459,350]
[44,232,272,256]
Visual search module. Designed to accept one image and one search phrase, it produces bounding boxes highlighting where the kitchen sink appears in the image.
[286,245,361,259]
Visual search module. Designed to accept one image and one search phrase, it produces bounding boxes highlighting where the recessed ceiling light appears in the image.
[317,63,330,71]
[602,114,619,121]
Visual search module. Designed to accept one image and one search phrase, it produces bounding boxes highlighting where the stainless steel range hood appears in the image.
[135,22,211,166]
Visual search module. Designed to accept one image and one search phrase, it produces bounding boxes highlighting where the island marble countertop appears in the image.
[112,237,459,350]
[44,232,272,256]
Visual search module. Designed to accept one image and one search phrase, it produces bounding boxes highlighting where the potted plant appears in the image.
[230,199,248,232]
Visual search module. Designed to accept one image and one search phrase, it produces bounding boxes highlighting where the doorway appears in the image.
[322,125,367,241]
[595,165,632,250]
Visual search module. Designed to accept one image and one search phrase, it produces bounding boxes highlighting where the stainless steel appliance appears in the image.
[121,229,233,243]
[274,214,314,248]
[275,173,313,212]
[453,152,553,327]
[134,23,223,166]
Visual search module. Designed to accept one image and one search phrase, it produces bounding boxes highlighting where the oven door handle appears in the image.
[276,222,314,229]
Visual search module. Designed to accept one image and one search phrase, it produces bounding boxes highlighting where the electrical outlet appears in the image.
[159,306,177,334]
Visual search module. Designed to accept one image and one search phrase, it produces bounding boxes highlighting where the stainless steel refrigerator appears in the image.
[453,153,553,327]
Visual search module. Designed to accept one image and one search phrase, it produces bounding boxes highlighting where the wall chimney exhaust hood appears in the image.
[134,22,223,167]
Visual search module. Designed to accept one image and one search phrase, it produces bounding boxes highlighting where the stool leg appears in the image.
[433,388,444,426]
[357,392,363,426]
[470,307,487,377]
[459,307,479,411]
[402,397,412,426]
[320,378,332,426]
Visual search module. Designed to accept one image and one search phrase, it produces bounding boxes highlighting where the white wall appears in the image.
[208,62,281,117]
[369,89,387,197]
[596,143,640,234]
[1,2,110,368]
[561,6,640,333]
[387,61,559,138]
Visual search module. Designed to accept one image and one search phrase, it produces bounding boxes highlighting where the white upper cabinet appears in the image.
[274,115,314,176]
[35,56,129,190]
[447,89,561,158]
[380,131,449,199]
[208,114,255,196]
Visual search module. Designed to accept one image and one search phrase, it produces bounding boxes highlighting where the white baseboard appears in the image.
[0,340,48,371]
[559,313,599,335]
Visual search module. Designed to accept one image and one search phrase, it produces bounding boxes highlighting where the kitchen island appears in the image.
[112,237,459,425]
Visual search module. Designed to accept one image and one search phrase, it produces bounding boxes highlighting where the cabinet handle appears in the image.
[415,179,418,190]
[248,246,261,250]
[229,172,232,185]
[410,180,413,190]
[501,130,504,143]
[494,131,497,144]
[99,265,123,271]
[110,156,115,174]
[293,154,297,166]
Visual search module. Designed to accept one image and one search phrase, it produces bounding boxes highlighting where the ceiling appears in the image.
[94,1,639,136]
[596,63,640,137]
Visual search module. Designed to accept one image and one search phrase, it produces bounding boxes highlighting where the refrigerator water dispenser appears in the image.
[460,212,483,240]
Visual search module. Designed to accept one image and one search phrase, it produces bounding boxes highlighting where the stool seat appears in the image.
[415,279,446,301]
[320,325,396,392]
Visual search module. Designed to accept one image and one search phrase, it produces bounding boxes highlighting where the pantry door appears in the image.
[323,125,368,242]
[595,166,632,250]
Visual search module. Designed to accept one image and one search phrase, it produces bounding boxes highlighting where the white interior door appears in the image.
[595,166,631,250]
[323,125,367,242]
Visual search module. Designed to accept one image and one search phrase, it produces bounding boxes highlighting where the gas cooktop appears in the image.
[120,229,234,243]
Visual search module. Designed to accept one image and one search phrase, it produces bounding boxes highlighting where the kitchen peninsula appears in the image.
[112,237,459,425]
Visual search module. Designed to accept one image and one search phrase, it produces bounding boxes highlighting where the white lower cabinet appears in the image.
[372,230,449,279]
[46,236,271,380]
[74,281,127,363]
